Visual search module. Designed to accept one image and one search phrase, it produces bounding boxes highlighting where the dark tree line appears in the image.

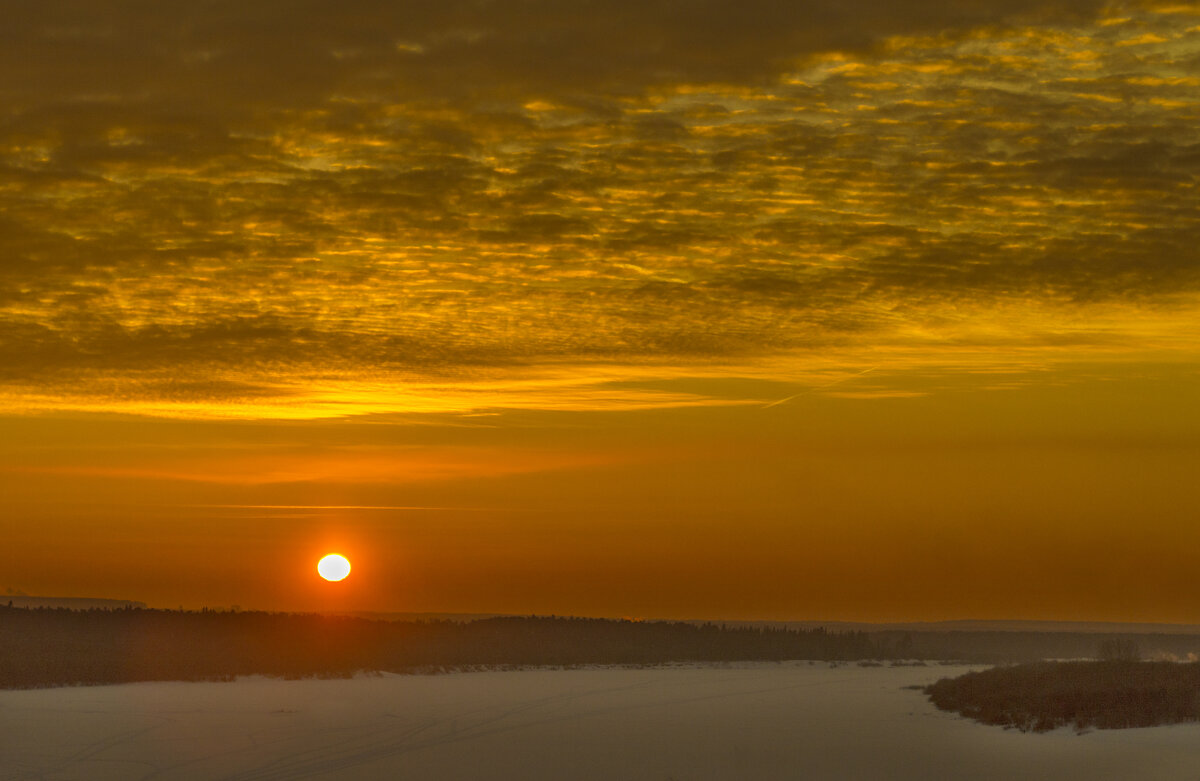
[0,606,878,689]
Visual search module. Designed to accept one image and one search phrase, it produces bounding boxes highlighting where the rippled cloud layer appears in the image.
[3,0,1198,417]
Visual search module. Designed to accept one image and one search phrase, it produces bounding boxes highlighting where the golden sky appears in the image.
[3,0,1199,621]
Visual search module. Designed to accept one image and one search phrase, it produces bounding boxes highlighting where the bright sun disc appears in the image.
[317,554,351,581]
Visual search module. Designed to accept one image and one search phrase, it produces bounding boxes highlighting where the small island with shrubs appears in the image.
[925,641,1200,732]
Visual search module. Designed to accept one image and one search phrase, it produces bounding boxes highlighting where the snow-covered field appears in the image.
[3,663,1198,780]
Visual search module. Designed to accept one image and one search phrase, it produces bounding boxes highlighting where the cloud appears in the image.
[1,442,636,485]
[2,0,1198,417]
[0,1,1112,109]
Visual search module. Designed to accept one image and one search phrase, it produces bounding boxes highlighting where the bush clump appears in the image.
[926,661,1200,732]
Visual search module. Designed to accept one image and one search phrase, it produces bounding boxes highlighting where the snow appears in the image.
[2,663,1197,780]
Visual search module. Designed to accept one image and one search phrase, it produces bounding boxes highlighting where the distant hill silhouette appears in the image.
[712,619,1200,635]
[3,596,147,610]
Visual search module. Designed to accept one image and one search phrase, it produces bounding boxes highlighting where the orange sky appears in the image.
[2,0,1200,621]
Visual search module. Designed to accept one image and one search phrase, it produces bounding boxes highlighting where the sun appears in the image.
[317,553,351,582]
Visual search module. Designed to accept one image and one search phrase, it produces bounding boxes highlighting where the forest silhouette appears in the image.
[1,606,876,688]
[8,604,1200,707]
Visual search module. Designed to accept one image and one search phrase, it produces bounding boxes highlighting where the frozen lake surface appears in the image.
[3,662,1199,780]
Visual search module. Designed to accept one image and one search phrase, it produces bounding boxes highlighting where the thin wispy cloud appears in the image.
[188,504,491,511]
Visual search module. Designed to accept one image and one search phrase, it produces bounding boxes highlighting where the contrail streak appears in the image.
[761,367,877,409]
